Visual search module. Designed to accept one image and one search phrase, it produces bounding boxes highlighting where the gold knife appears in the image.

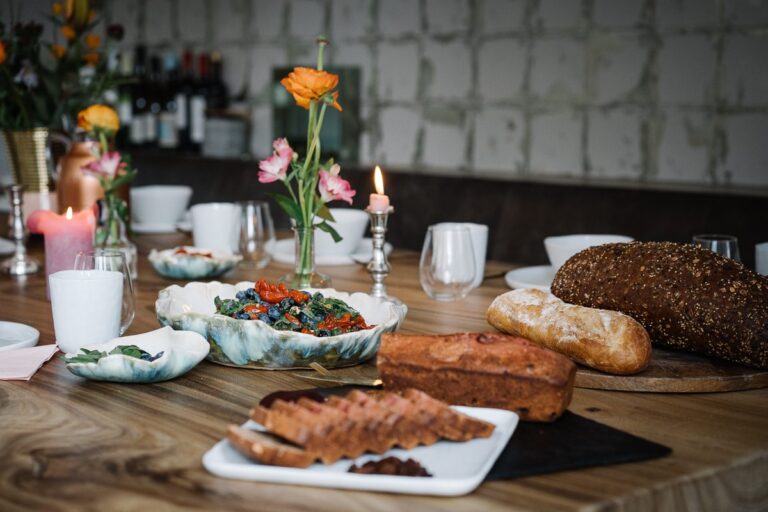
[293,373,383,387]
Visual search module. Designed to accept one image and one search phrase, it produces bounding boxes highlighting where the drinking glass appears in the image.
[239,200,275,268]
[74,249,135,335]
[692,234,741,261]
[419,224,476,301]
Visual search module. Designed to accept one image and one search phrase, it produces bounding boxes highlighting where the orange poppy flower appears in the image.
[52,2,64,15]
[280,67,342,112]
[83,52,99,66]
[0,42,6,65]
[52,44,66,59]
[61,25,76,40]
[78,104,119,132]
[85,34,100,48]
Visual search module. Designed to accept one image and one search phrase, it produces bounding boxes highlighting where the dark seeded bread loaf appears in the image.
[551,241,768,369]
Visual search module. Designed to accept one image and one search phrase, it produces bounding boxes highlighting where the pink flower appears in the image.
[318,164,356,205]
[81,151,125,180]
[258,138,294,183]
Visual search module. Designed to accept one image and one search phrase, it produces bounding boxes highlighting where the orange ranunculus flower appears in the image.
[83,52,99,66]
[0,42,6,65]
[280,67,342,112]
[85,34,100,48]
[51,44,66,59]
[61,25,76,40]
[52,2,64,15]
[78,104,119,133]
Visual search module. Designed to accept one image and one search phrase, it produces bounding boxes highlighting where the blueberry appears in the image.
[279,298,295,310]
[246,289,259,301]
[235,290,247,301]
[298,312,310,324]
[258,314,272,324]
[267,307,281,319]
[236,312,251,320]
[318,329,331,337]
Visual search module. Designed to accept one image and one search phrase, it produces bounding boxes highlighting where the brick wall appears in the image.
[7,0,768,190]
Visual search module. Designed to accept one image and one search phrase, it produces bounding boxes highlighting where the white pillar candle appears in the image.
[368,165,390,212]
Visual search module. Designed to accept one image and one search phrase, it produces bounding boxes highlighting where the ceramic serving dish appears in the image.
[64,326,210,383]
[149,246,242,279]
[155,282,408,369]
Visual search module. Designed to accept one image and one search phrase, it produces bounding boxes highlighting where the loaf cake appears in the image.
[487,288,652,375]
[377,332,576,422]
[551,241,768,369]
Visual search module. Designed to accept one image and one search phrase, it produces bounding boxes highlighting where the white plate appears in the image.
[272,238,393,266]
[202,405,518,496]
[0,321,40,352]
[0,238,14,255]
[505,265,556,291]
[131,221,180,234]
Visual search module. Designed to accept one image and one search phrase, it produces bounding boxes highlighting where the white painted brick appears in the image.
[588,108,642,179]
[108,0,141,44]
[378,0,420,36]
[533,0,582,31]
[723,114,768,186]
[250,0,286,39]
[250,105,273,157]
[422,121,466,169]
[176,0,207,44]
[145,0,173,44]
[593,0,643,28]
[658,35,715,105]
[425,0,469,34]
[331,0,372,40]
[656,0,717,29]
[289,0,324,37]
[480,0,525,34]
[423,40,472,100]
[530,38,583,101]
[331,42,374,100]
[213,0,247,43]
[723,34,768,106]
[378,107,421,167]
[657,109,710,183]
[725,0,768,27]
[220,45,249,94]
[473,108,525,173]
[478,38,526,101]
[529,110,582,176]
[249,45,289,100]
[378,42,420,102]
[592,34,647,104]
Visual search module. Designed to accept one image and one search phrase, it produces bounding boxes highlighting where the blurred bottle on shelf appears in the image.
[207,51,230,110]
[145,55,163,147]
[176,49,195,150]
[116,50,134,148]
[189,53,209,152]
[157,52,179,150]
[129,45,148,147]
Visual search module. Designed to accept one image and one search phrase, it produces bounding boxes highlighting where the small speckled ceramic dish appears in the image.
[64,326,210,383]
[149,246,242,280]
[155,282,408,369]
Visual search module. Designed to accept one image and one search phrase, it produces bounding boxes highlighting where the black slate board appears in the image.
[259,387,672,480]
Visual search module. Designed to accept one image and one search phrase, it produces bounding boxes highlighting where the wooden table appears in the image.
[2,234,767,512]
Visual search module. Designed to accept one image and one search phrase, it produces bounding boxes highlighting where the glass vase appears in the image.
[96,198,138,280]
[279,225,330,289]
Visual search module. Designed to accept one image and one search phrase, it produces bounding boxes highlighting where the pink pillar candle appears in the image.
[28,207,96,299]
[368,165,391,212]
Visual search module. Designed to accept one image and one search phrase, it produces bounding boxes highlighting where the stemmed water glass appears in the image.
[419,224,476,301]
[239,200,276,268]
[692,234,741,261]
[74,249,135,335]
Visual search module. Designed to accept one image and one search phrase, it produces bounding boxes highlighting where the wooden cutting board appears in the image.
[575,347,768,393]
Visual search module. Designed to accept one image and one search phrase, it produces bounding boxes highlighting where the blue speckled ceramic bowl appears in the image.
[149,247,242,280]
[155,281,408,369]
[64,327,210,383]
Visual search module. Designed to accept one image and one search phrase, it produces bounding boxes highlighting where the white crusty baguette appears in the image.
[487,288,651,375]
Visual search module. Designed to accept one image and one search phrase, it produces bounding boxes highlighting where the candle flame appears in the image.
[65,207,73,220]
[374,166,385,195]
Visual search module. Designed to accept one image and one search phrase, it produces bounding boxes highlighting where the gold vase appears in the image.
[2,129,53,193]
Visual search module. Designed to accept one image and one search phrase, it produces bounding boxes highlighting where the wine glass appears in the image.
[74,249,135,335]
[419,224,476,301]
[692,234,741,261]
[239,200,276,268]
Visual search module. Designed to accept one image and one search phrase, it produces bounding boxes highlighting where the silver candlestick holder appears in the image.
[1,184,40,275]
[365,205,401,304]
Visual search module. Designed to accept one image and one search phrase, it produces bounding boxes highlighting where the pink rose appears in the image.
[318,164,356,205]
[258,138,294,183]
[81,151,125,180]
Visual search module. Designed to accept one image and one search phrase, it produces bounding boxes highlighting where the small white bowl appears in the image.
[131,185,193,226]
[149,246,242,280]
[64,326,209,383]
[544,234,634,270]
[0,321,40,352]
[315,208,369,257]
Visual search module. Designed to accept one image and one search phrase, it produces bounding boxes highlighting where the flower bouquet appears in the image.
[259,36,356,288]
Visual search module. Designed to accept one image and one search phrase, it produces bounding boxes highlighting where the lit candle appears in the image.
[369,165,390,212]
[28,207,96,299]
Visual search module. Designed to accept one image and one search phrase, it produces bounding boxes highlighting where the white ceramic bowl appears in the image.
[155,282,407,369]
[149,246,242,280]
[544,234,634,270]
[63,326,209,383]
[131,185,193,226]
[315,208,369,257]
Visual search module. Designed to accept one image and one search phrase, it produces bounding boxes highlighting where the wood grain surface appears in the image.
[1,232,767,512]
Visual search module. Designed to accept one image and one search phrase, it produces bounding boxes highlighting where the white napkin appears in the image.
[0,345,59,380]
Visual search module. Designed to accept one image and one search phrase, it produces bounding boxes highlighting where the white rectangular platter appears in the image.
[202,406,518,496]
